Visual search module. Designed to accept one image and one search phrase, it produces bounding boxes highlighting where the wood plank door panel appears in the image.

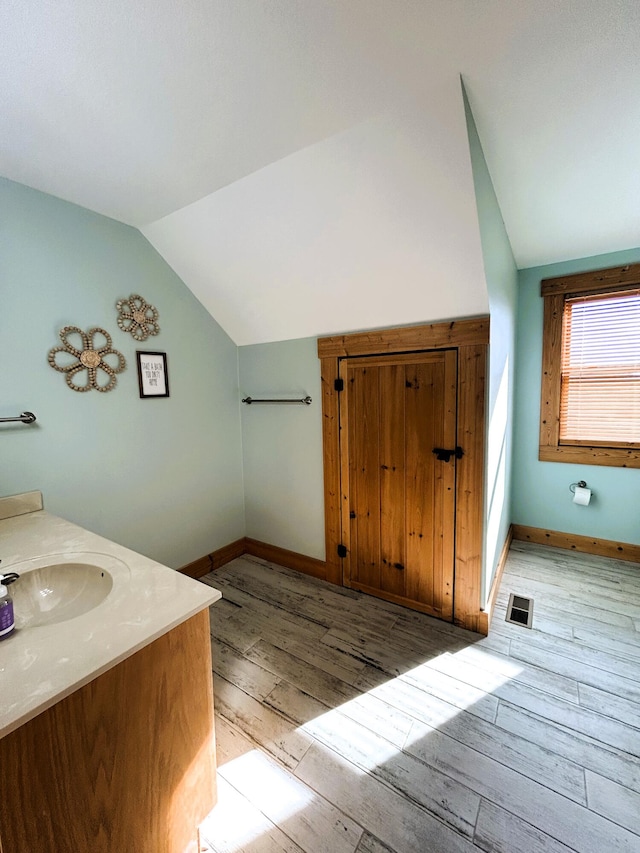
[379,362,406,599]
[341,350,457,621]
[347,361,381,591]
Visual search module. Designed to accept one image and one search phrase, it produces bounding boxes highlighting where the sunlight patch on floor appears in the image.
[200,750,315,852]
[425,648,525,692]
[297,649,522,772]
[202,640,524,850]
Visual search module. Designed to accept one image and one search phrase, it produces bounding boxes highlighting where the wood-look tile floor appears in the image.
[197,542,640,853]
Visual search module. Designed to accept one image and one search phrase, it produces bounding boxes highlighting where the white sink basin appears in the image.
[12,563,113,628]
[4,552,129,629]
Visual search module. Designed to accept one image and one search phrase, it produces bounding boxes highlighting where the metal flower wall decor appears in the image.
[116,294,160,341]
[48,327,126,392]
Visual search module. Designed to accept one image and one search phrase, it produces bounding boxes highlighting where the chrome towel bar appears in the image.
[242,396,312,405]
[0,412,37,424]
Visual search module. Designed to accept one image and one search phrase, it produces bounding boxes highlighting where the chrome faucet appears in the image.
[0,560,20,586]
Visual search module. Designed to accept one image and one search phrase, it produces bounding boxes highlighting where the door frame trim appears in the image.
[318,317,489,633]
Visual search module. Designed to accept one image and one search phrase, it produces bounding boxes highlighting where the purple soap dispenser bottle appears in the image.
[0,567,20,640]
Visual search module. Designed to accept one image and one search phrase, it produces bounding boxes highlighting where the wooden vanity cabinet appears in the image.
[0,609,216,853]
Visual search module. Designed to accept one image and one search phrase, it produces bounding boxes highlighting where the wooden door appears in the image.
[339,350,458,620]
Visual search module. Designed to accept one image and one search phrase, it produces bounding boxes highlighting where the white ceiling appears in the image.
[3,1,640,343]
[142,88,490,345]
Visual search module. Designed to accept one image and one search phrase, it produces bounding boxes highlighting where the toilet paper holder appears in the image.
[570,480,593,506]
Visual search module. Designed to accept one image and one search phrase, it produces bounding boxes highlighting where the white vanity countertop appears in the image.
[0,493,221,739]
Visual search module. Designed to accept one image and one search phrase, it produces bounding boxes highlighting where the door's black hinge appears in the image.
[337,544,347,558]
[432,446,464,463]
[334,378,344,392]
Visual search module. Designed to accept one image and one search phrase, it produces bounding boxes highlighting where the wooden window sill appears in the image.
[539,444,640,468]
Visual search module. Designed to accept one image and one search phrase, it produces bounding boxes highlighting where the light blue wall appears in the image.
[514,249,640,544]
[239,338,324,559]
[464,88,519,604]
[1,178,245,568]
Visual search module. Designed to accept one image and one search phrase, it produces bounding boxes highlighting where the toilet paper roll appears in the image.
[573,486,591,506]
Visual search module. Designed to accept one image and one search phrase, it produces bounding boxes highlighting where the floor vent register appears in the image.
[505,593,534,628]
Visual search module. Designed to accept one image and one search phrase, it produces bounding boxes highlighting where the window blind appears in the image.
[560,289,640,445]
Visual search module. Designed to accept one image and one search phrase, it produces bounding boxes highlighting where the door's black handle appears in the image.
[432,447,464,462]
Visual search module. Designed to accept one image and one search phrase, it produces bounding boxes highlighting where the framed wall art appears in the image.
[136,351,170,398]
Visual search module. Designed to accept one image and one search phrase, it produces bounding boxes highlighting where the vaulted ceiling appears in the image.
[3,1,639,344]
